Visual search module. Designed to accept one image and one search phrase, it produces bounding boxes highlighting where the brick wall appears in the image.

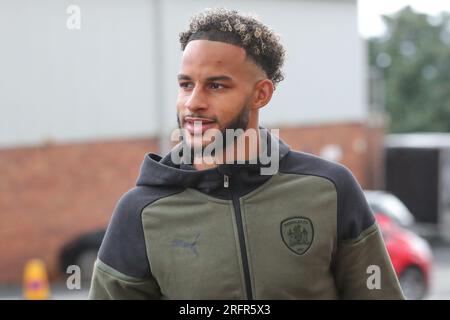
[278,122,384,189]
[0,138,158,284]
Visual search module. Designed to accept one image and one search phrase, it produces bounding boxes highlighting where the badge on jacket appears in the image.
[280,217,314,255]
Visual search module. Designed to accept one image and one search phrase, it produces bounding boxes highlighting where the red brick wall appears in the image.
[0,122,383,284]
[0,138,158,284]
[365,121,386,189]
[277,122,384,188]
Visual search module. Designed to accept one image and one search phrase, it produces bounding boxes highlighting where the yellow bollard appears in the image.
[23,259,51,300]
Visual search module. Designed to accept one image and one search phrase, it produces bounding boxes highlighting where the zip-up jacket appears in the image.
[89,129,405,299]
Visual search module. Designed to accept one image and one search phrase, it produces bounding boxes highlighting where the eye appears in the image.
[209,83,225,90]
[179,82,193,89]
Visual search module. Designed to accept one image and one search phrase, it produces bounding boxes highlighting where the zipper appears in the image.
[224,174,253,300]
[224,174,229,188]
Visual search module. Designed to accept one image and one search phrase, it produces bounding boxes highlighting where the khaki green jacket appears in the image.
[89,131,404,300]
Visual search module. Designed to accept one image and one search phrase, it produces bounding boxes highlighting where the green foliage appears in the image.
[369,6,450,133]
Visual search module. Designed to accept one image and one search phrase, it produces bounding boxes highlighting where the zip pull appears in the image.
[224,174,229,188]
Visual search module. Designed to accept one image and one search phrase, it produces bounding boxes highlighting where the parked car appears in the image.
[365,190,433,300]
[59,230,105,282]
[364,190,415,228]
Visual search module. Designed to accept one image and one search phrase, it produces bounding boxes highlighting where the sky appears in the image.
[358,0,450,38]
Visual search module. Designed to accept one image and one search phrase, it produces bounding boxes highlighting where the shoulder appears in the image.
[114,185,181,216]
[280,150,357,189]
[280,150,375,241]
[107,186,181,233]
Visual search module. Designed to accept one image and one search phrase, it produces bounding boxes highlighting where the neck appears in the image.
[193,126,261,171]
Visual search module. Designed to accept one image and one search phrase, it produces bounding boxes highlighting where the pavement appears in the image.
[0,282,89,300]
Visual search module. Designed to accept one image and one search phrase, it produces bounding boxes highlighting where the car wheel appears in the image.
[399,266,427,300]
[74,249,99,282]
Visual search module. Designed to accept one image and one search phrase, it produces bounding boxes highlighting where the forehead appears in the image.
[180,40,249,77]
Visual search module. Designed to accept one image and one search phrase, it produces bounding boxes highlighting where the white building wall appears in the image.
[0,0,366,148]
[0,0,157,147]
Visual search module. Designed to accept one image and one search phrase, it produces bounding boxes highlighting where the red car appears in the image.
[365,190,433,300]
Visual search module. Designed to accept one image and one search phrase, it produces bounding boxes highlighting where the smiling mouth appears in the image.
[183,117,217,134]
[184,117,215,124]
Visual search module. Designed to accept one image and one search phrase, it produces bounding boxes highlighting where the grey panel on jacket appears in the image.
[279,150,375,241]
[98,185,184,278]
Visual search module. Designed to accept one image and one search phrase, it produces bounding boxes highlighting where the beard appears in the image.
[177,103,250,161]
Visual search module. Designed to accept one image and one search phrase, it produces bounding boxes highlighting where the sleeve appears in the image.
[332,166,405,300]
[88,188,162,300]
[89,259,161,300]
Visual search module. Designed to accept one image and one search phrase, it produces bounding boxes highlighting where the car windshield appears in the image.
[366,192,415,226]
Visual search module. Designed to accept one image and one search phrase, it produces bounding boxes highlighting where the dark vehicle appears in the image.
[59,230,105,282]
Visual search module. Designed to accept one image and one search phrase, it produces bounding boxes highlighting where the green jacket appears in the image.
[89,130,404,299]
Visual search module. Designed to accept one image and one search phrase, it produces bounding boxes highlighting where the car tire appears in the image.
[399,266,427,300]
[74,248,99,282]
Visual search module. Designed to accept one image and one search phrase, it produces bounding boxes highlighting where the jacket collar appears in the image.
[136,128,290,198]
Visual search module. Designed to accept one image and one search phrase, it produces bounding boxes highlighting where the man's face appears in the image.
[176,40,260,152]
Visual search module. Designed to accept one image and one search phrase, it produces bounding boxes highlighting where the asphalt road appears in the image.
[426,245,450,299]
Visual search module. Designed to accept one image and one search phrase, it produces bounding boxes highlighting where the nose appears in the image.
[185,86,208,112]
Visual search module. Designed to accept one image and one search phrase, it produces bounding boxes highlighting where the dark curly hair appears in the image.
[179,8,285,87]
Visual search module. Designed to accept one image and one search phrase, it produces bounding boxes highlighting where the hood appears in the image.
[136,128,290,195]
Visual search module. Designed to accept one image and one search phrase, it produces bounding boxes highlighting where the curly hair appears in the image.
[179,8,285,87]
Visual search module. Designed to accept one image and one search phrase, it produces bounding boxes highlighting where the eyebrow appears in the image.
[177,74,233,82]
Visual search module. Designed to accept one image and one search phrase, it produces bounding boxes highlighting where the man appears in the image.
[89,8,405,299]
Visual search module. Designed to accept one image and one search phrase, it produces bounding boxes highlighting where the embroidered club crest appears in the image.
[280,217,314,255]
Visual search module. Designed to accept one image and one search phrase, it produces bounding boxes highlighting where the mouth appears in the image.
[184,117,217,135]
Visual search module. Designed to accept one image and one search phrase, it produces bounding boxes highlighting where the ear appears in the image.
[250,79,274,110]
